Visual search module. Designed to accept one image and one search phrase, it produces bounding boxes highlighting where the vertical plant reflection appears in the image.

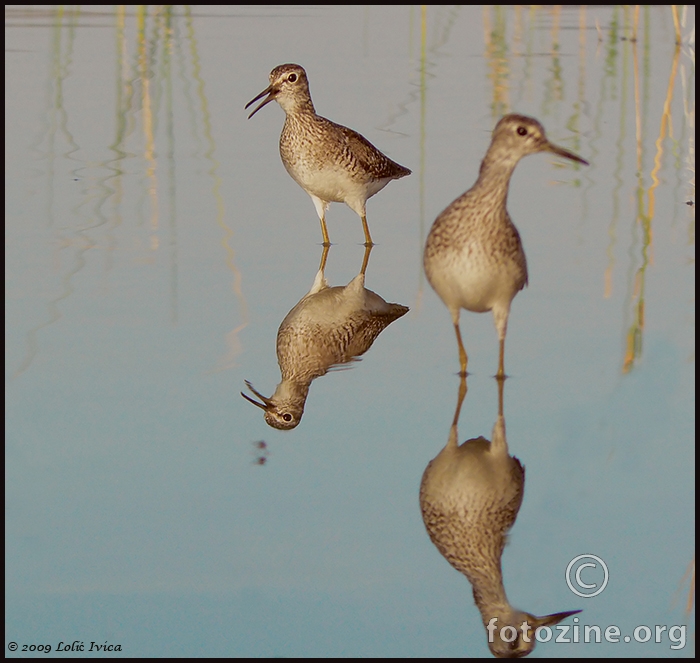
[623,41,682,373]
[12,6,250,377]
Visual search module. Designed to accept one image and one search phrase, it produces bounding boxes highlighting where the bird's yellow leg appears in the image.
[496,338,506,380]
[320,214,331,246]
[361,215,374,247]
[454,322,468,376]
[497,372,504,417]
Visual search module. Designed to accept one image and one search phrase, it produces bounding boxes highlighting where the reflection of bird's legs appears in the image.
[318,243,330,273]
[359,243,373,276]
[452,374,468,427]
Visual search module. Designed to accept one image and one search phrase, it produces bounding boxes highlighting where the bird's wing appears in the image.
[335,123,411,180]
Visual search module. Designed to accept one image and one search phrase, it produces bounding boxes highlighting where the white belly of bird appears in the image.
[289,162,390,209]
[427,256,521,314]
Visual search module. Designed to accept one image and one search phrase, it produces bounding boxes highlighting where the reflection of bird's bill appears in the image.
[544,141,589,166]
[245,86,276,119]
[531,609,582,629]
[240,380,270,410]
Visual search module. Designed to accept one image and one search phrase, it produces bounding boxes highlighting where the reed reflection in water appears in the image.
[242,245,408,429]
[420,377,581,658]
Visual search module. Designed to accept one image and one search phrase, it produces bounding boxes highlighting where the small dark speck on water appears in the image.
[252,440,269,466]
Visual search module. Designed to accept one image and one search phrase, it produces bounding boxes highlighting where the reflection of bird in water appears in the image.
[423,114,588,377]
[420,378,580,657]
[242,245,408,429]
[246,63,411,246]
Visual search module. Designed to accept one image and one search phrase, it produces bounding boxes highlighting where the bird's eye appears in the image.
[287,73,298,83]
[283,413,293,422]
[517,126,527,136]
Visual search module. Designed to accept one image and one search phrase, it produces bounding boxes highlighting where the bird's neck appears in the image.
[470,147,520,206]
[272,380,311,406]
[279,96,316,119]
[468,561,513,626]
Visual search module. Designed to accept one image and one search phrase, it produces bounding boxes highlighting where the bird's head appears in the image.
[489,114,588,167]
[484,608,582,658]
[241,380,305,430]
[245,64,311,118]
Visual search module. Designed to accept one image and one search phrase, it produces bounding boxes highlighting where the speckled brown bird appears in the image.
[423,114,588,378]
[246,64,411,246]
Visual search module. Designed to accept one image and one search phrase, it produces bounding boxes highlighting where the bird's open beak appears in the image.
[245,85,276,119]
[240,380,271,410]
[545,141,589,166]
